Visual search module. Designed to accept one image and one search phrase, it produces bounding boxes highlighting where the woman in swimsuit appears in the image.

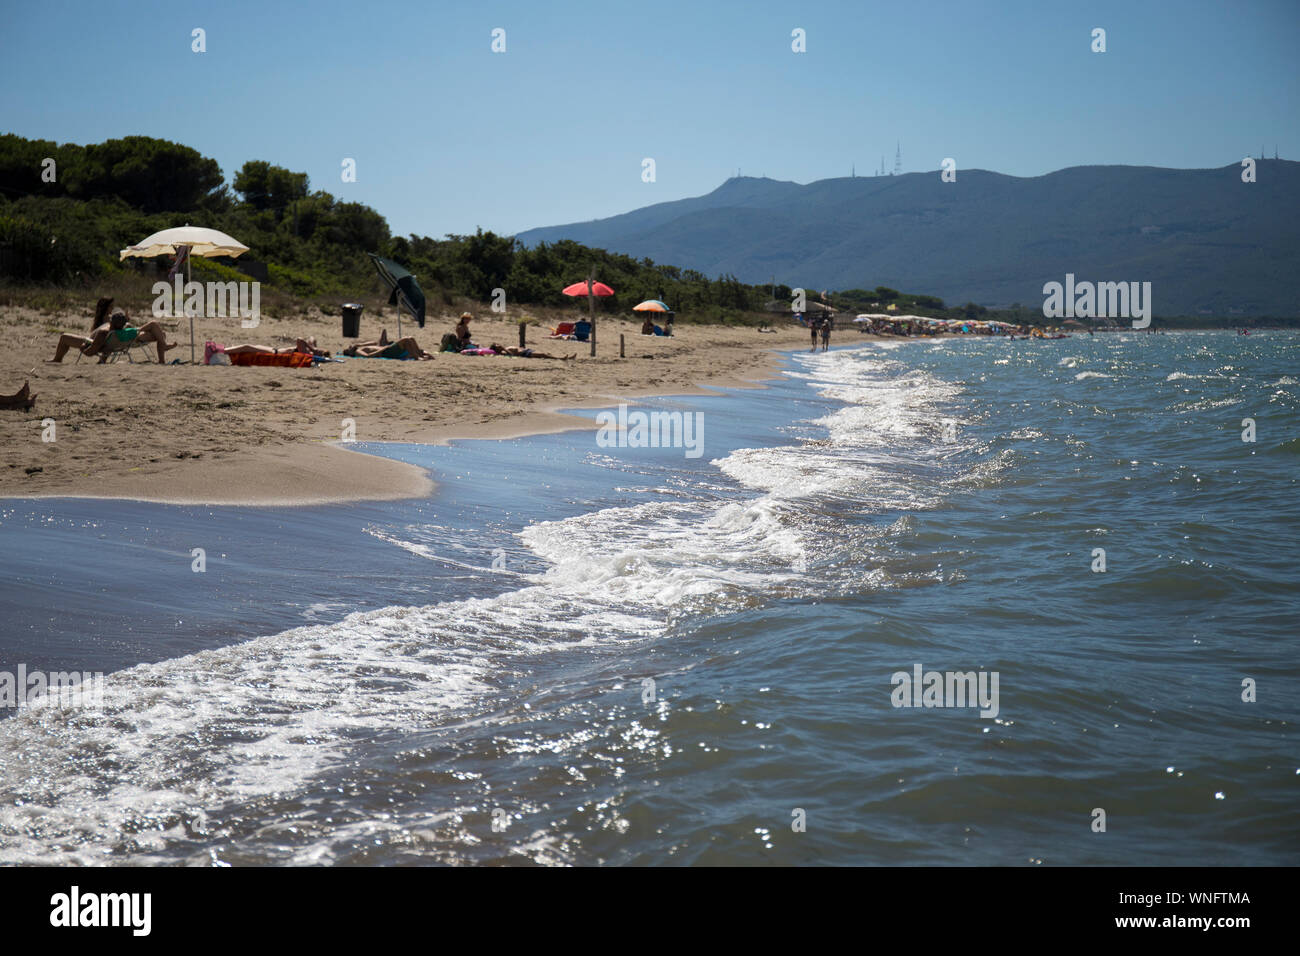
[343,333,434,359]
[488,343,576,361]
[48,310,179,363]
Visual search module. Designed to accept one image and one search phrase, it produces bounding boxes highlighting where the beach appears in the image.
[0,306,811,505]
[2,330,1296,865]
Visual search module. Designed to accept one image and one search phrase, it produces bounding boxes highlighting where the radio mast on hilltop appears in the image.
[895,142,902,176]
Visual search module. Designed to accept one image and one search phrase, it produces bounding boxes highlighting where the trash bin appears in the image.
[341,303,363,338]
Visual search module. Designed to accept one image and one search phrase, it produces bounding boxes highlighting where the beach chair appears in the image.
[549,322,576,339]
[76,328,153,364]
[573,320,592,342]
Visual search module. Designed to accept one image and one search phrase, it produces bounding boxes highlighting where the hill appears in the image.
[516,163,1300,316]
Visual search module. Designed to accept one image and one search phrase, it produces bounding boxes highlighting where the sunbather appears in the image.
[342,331,433,360]
[456,312,474,349]
[488,343,576,361]
[90,296,114,330]
[214,337,329,360]
[48,310,179,363]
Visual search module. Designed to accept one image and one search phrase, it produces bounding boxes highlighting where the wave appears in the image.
[0,342,970,864]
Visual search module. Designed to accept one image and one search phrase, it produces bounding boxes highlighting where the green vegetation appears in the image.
[7,134,1284,328]
[0,133,962,324]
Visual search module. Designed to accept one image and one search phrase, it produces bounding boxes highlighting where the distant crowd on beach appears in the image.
[44,301,580,367]
[852,314,1073,339]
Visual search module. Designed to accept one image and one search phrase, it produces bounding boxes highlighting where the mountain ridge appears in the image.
[516,162,1300,315]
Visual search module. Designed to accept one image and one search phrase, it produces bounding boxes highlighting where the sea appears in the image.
[0,329,1296,866]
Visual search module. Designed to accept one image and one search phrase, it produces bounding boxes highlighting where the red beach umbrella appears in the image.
[562,278,614,355]
[562,280,615,297]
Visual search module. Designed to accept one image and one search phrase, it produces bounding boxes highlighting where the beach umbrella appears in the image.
[120,224,251,363]
[632,299,672,313]
[367,254,426,335]
[562,280,614,297]
[563,279,614,356]
[119,225,249,261]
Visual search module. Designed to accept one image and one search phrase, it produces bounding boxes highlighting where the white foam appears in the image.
[0,341,968,865]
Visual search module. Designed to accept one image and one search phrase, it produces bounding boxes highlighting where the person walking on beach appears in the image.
[820,314,833,351]
[809,314,820,351]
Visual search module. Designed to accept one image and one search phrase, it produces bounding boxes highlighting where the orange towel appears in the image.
[228,351,313,368]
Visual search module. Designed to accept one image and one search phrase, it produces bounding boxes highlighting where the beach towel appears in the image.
[227,351,313,368]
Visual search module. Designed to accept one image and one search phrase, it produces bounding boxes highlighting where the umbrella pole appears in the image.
[187,252,195,365]
[395,287,411,340]
[588,274,596,357]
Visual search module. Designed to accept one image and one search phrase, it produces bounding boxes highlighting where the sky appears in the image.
[2,0,1297,239]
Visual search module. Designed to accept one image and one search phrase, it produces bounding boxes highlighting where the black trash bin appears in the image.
[341,303,363,338]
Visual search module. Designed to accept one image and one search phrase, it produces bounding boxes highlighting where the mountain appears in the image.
[516,163,1300,316]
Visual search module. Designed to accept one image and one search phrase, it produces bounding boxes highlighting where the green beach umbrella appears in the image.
[368,253,426,334]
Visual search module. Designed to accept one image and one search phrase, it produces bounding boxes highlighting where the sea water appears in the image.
[0,330,1296,865]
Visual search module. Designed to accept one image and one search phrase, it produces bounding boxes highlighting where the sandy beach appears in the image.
[0,305,814,505]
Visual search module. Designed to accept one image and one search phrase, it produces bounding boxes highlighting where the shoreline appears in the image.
[1,305,807,506]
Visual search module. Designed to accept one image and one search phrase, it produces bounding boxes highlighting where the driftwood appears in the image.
[0,381,36,411]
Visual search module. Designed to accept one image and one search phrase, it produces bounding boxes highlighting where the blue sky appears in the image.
[2,0,1296,239]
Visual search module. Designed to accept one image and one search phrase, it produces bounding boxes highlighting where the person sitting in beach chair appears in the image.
[640,316,665,336]
[573,320,592,342]
[48,310,179,364]
[89,296,114,331]
[342,331,434,360]
[549,321,577,339]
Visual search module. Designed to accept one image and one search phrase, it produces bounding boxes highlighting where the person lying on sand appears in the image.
[488,343,576,361]
[212,337,330,360]
[48,310,180,364]
[342,331,434,360]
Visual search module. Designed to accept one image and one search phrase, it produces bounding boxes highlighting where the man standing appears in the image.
[820,313,834,351]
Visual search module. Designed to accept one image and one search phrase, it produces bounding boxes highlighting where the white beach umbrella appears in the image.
[119,224,250,363]
[119,225,249,261]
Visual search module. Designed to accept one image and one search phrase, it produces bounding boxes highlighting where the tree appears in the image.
[72,137,223,212]
[233,161,309,218]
